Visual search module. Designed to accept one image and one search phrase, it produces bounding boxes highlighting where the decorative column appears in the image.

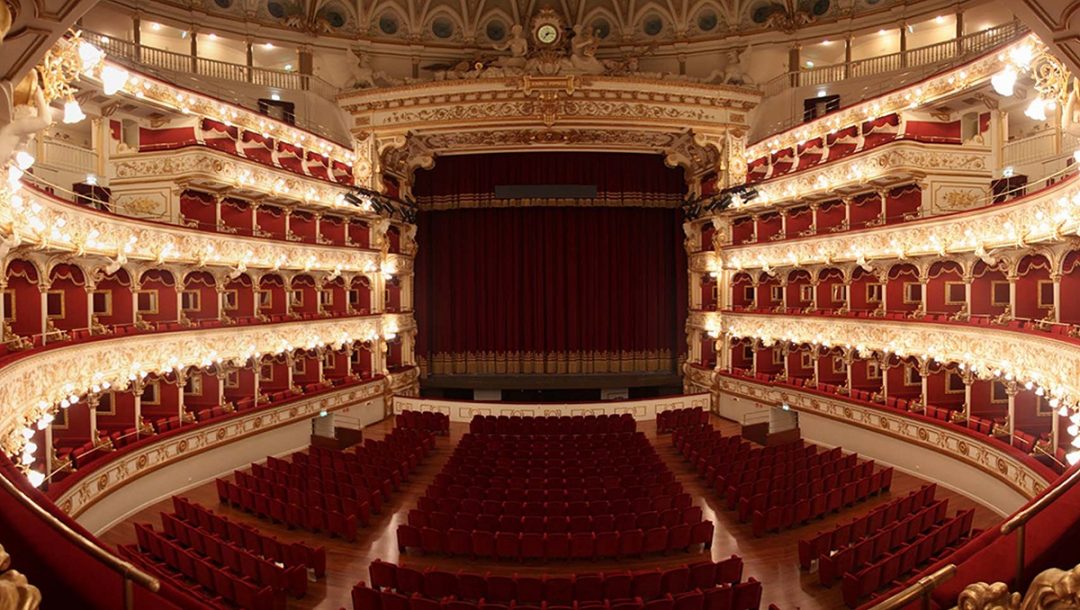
[132,379,144,439]
[344,344,353,378]
[316,348,325,384]
[285,352,295,392]
[844,34,853,79]
[844,278,854,313]
[778,278,788,311]
[314,213,322,244]
[1052,272,1062,323]
[843,349,854,394]
[811,349,820,386]
[718,335,730,372]
[189,27,198,73]
[956,10,965,54]
[879,355,890,403]
[751,340,760,376]
[962,369,975,421]
[213,194,223,232]
[900,23,908,67]
[174,284,183,323]
[751,215,760,243]
[809,278,820,311]
[38,282,48,345]
[84,281,95,331]
[252,358,261,405]
[217,370,226,406]
[175,369,187,422]
[809,202,819,235]
[1007,271,1018,318]
[963,272,974,319]
[778,209,788,240]
[1005,381,1019,443]
[245,39,254,83]
[215,282,226,322]
[877,190,888,225]
[788,43,801,87]
[298,45,314,91]
[842,196,852,230]
[918,359,931,408]
[86,395,99,445]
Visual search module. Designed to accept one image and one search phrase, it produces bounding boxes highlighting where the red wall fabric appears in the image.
[415,206,685,375]
[412,152,685,209]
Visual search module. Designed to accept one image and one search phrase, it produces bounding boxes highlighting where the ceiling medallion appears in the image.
[761,0,817,34]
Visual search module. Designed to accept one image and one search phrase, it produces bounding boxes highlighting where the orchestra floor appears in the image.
[99,415,1002,610]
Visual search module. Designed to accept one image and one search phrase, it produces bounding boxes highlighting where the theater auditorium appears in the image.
[0,0,1078,608]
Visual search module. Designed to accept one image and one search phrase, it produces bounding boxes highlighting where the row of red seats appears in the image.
[156,514,307,597]
[840,510,975,607]
[253,459,392,508]
[712,445,828,487]
[469,414,636,435]
[127,524,277,609]
[717,452,848,498]
[397,523,714,560]
[217,476,362,541]
[424,481,683,505]
[170,496,325,577]
[797,484,937,569]
[407,505,704,535]
[656,407,710,433]
[431,471,678,493]
[416,494,692,520]
[449,435,656,462]
[397,409,451,434]
[819,500,956,587]
[276,449,405,484]
[364,557,744,602]
[729,459,874,517]
[750,468,893,537]
[233,465,379,519]
[354,583,762,610]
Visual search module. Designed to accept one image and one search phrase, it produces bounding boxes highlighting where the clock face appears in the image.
[537,24,559,44]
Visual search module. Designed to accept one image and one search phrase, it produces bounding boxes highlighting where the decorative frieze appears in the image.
[393,394,710,423]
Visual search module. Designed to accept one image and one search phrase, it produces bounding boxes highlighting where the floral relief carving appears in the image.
[0,314,412,456]
[722,312,1080,408]
[722,174,1080,272]
[0,187,390,276]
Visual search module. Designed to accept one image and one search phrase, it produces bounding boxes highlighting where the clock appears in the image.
[536,24,559,45]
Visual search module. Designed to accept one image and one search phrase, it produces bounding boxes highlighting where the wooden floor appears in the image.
[99,415,1002,610]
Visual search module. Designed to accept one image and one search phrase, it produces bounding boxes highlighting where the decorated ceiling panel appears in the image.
[143,0,914,42]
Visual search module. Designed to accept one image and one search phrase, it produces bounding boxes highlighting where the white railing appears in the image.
[761,21,1026,97]
[81,31,340,101]
[1004,130,1062,166]
[37,139,98,173]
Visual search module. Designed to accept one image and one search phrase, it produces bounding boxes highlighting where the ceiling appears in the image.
[141,0,920,45]
[1010,0,1080,77]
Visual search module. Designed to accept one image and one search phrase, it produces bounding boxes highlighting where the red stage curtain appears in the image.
[412,152,685,210]
[415,206,686,375]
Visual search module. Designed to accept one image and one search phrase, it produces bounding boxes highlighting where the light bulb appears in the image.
[77,41,105,71]
[20,428,34,440]
[1069,451,1080,466]
[991,67,1017,97]
[7,165,24,189]
[23,441,37,454]
[85,174,98,186]
[1025,97,1048,121]
[1072,436,1080,449]
[1010,45,1034,68]
[27,470,45,487]
[100,65,130,95]
[1073,149,1080,164]
[1069,424,1079,436]
[1062,406,1072,417]
[63,99,86,124]
[14,150,34,170]
[20,452,34,465]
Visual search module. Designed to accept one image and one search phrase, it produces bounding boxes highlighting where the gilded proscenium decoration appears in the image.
[54,377,410,518]
[0,314,404,458]
[726,142,990,212]
[716,374,1051,500]
[721,312,1080,412]
[721,172,1080,273]
[338,74,759,135]
[745,34,1040,162]
[0,185,406,276]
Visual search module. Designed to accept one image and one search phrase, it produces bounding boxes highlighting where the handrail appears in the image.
[867,564,956,610]
[999,465,1080,586]
[0,465,159,609]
